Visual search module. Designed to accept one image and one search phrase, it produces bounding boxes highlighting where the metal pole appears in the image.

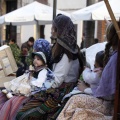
[104,0,120,120]
[53,0,57,20]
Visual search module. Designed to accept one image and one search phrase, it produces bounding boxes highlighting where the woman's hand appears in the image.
[77,81,88,92]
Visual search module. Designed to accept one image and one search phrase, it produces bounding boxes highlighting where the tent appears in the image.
[71,0,120,21]
[0,1,70,25]
[85,42,107,69]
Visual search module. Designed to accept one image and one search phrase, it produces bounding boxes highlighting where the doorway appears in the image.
[6,0,17,42]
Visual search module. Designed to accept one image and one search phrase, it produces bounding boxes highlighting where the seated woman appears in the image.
[0,14,83,120]
[15,14,83,120]
[57,21,119,120]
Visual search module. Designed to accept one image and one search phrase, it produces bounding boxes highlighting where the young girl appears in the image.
[2,51,54,98]
[79,50,104,94]
[62,50,104,100]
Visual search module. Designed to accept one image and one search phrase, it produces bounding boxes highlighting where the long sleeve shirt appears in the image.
[52,54,80,88]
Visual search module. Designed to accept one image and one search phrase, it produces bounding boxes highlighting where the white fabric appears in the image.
[85,42,107,70]
[62,87,83,102]
[84,88,93,95]
[83,67,102,89]
[4,74,31,96]
[52,54,79,88]
[4,68,49,96]
[31,68,47,87]
[0,1,70,25]
[71,0,120,21]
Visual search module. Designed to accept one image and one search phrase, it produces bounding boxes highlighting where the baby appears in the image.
[2,52,54,98]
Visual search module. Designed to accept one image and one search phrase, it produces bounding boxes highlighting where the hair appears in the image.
[21,44,29,50]
[28,37,34,43]
[52,42,73,60]
[94,38,99,44]
[104,22,119,66]
[95,51,104,68]
[10,38,16,43]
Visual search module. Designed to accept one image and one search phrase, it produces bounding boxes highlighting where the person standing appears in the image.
[9,38,22,67]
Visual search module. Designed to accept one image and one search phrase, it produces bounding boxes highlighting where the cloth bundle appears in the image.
[4,74,31,96]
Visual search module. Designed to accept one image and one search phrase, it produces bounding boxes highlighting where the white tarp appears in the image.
[0,1,70,25]
[71,0,120,21]
[86,42,107,69]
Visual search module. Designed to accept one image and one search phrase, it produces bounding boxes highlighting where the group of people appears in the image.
[0,14,119,120]
[8,37,35,76]
[8,37,34,67]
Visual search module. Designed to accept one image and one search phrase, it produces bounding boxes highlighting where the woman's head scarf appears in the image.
[52,14,78,54]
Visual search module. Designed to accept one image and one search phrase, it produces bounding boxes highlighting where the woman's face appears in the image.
[51,26,57,39]
[33,55,44,67]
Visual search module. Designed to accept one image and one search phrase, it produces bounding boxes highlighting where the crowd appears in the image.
[0,14,118,120]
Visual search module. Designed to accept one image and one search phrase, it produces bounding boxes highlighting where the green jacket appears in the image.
[9,44,22,65]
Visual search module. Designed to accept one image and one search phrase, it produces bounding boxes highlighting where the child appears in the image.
[2,52,54,98]
[81,50,104,94]
[62,50,104,101]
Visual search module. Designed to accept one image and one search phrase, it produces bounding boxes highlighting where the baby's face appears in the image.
[33,55,44,67]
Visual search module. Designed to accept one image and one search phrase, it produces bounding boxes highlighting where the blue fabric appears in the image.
[33,39,51,63]
[43,68,55,89]
[92,51,117,98]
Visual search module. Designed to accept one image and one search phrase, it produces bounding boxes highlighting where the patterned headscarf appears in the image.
[53,14,78,54]
[33,38,51,63]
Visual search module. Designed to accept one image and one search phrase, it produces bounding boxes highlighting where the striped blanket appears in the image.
[16,82,76,120]
[0,93,28,120]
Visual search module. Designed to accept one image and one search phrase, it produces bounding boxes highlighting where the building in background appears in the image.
[0,0,106,48]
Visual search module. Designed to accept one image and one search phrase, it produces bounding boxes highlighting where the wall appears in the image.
[0,0,6,43]
[19,0,49,46]
[17,0,35,47]
[97,21,106,42]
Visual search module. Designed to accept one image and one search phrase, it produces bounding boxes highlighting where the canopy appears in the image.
[0,1,70,25]
[71,0,120,21]
[86,42,107,69]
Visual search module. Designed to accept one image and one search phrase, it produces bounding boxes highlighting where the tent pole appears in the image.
[51,0,57,43]
[53,0,57,20]
[104,0,120,120]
